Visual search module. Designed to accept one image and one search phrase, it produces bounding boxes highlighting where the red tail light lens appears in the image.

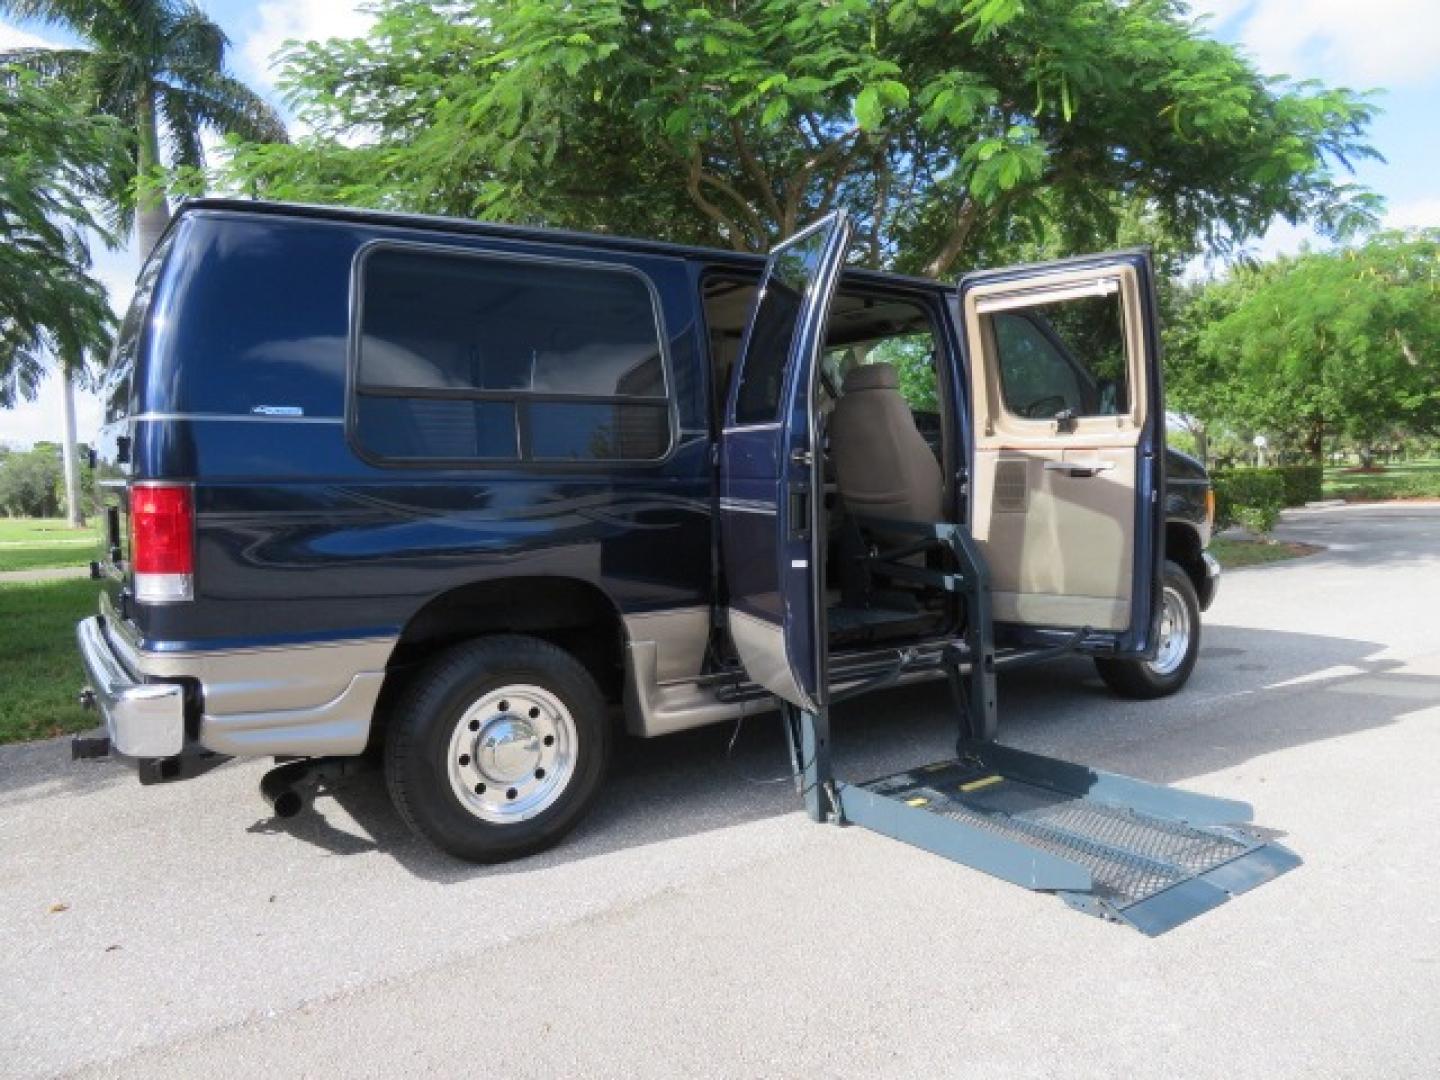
[129,484,194,602]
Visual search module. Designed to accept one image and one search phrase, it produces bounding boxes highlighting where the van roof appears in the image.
[173,198,947,292]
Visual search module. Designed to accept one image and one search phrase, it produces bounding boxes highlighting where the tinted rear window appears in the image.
[101,235,171,422]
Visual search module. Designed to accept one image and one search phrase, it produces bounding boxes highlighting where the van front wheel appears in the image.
[385,635,611,863]
[1094,560,1201,700]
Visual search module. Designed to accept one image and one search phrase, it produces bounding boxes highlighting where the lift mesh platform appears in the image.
[839,741,1300,935]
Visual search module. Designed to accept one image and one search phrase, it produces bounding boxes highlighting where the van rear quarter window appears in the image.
[353,245,673,463]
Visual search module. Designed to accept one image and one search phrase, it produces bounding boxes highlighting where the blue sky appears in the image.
[2,0,1438,446]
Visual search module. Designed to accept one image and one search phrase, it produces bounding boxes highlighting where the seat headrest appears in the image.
[842,362,899,392]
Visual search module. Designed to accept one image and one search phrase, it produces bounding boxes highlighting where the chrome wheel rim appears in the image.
[446,685,576,823]
[1147,585,1192,677]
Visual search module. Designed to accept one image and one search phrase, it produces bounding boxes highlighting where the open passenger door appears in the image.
[957,253,1164,655]
[719,233,1298,935]
[719,211,851,715]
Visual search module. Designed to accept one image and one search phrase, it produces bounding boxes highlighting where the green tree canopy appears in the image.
[208,0,1378,274]
[0,442,64,516]
[0,66,120,405]
[1,0,287,252]
[1167,230,1440,460]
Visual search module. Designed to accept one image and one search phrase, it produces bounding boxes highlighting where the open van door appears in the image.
[957,252,1165,656]
[716,239,1298,934]
[719,212,852,713]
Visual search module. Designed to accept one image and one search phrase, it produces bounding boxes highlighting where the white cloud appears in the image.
[1385,198,1440,230]
[0,19,61,51]
[0,375,104,451]
[238,1,374,92]
[1191,0,1440,86]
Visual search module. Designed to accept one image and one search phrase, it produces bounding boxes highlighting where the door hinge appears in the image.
[790,448,813,467]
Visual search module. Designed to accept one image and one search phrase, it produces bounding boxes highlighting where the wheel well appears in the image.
[375,577,628,742]
[1165,522,1205,595]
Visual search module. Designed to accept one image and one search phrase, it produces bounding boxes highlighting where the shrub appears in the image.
[1213,469,1285,534]
[1272,464,1323,506]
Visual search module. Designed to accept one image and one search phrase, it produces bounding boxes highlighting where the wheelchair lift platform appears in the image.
[783,520,1299,937]
[839,742,1298,936]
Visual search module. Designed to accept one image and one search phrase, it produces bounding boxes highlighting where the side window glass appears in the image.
[990,295,1129,420]
[104,234,172,420]
[354,248,671,462]
[822,297,943,461]
[732,229,832,425]
[865,332,938,414]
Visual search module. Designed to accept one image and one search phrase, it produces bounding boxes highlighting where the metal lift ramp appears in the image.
[783,522,1300,937]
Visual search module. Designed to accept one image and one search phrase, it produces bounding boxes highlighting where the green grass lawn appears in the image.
[0,517,98,573]
[1323,459,1440,502]
[0,578,98,744]
[1209,536,1322,569]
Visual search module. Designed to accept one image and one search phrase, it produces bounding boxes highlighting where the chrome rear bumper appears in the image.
[76,616,185,758]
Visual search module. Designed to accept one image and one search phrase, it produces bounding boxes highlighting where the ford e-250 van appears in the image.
[76,199,1220,866]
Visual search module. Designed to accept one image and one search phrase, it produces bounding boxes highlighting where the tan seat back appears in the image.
[829,363,943,522]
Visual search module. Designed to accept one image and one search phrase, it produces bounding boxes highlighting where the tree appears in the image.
[1168,231,1440,462]
[1,0,287,254]
[0,66,117,406]
[0,443,64,518]
[205,0,1377,276]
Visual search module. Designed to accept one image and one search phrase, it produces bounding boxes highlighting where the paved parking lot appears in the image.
[3,505,1439,1078]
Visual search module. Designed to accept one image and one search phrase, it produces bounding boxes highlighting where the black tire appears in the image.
[1094,559,1201,700]
[385,634,611,863]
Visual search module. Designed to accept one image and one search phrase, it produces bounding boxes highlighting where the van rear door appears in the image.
[91,238,169,615]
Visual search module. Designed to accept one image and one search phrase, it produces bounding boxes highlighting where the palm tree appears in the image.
[2,2,285,526]
[0,0,287,255]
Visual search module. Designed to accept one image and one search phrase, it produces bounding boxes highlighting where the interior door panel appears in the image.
[958,257,1160,640]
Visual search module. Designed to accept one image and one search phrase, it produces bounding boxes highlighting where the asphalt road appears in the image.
[3,505,1439,1079]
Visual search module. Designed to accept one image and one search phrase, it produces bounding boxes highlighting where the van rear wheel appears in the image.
[385,635,610,863]
[1094,560,1201,700]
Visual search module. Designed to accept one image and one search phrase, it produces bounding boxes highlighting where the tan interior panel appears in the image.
[964,264,1148,632]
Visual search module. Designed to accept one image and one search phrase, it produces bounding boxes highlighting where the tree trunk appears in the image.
[1304,417,1325,464]
[1193,425,1209,469]
[60,367,84,528]
[135,87,170,257]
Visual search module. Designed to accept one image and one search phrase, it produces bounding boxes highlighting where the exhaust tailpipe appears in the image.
[259,757,369,819]
[260,760,314,819]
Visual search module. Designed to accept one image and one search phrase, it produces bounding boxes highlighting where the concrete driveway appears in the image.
[3,504,1438,1078]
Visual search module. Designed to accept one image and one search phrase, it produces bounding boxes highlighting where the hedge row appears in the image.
[1271,464,1324,506]
[1211,465,1321,534]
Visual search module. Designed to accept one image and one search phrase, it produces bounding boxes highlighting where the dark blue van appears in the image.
[76,200,1219,864]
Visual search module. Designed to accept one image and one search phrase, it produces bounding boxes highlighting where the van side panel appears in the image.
[126,210,712,657]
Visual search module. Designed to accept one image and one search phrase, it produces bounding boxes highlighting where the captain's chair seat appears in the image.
[829,362,943,524]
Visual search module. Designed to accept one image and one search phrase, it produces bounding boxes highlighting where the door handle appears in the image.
[1044,460,1115,478]
[787,484,811,541]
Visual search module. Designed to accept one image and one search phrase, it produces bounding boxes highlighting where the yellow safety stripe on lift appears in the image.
[906,796,930,807]
[960,775,1003,793]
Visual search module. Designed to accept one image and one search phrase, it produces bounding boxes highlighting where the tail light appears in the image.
[129,484,194,602]
[1205,488,1217,531]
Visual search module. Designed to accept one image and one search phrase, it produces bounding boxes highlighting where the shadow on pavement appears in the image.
[259,620,1439,884]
